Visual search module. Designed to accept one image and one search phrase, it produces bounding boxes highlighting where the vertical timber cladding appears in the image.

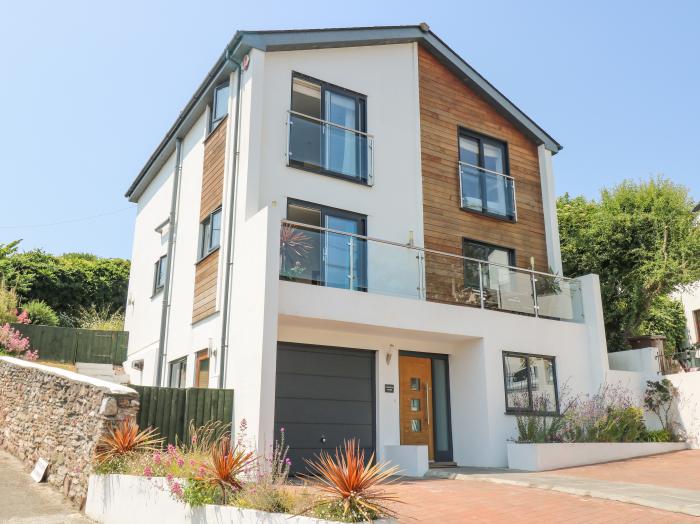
[418,46,549,303]
[193,117,227,323]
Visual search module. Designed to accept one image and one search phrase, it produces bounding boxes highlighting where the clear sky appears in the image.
[1,0,698,259]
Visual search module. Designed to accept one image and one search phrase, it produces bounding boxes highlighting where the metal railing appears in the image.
[279,220,584,322]
[286,110,374,185]
[458,161,517,221]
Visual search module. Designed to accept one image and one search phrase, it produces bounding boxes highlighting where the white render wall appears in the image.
[676,282,700,345]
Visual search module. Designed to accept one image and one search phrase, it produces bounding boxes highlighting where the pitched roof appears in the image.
[126,24,562,201]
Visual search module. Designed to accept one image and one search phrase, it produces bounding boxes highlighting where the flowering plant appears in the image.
[0,322,34,357]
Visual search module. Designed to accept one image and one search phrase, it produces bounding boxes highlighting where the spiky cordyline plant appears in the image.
[280,224,313,272]
[301,439,401,523]
[94,418,163,463]
[202,437,256,503]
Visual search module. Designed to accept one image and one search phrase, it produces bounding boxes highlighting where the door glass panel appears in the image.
[432,359,451,456]
[284,205,322,283]
[410,419,421,432]
[324,215,359,289]
[411,399,420,412]
[290,78,323,169]
[410,378,420,391]
[325,91,358,178]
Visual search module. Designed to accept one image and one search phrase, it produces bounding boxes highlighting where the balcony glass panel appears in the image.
[279,221,584,323]
[288,112,373,184]
[459,163,515,220]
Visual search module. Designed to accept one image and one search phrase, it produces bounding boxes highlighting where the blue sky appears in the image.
[1,0,698,259]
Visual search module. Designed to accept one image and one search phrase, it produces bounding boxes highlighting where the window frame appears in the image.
[152,254,167,295]
[209,82,230,133]
[288,72,369,185]
[197,208,222,262]
[284,198,368,291]
[458,128,515,222]
[502,351,559,415]
[168,356,187,388]
[694,309,700,343]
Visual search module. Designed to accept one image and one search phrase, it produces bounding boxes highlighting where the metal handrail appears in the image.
[459,161,514,180]
[288,110,374,138]
[280,219,572,281]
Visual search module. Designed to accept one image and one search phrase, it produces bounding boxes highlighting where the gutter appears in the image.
[154,137,183,386]
[218,53,243,388]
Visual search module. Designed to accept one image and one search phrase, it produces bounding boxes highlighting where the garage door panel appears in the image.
[274,423,374,449]
[276,347,372,378]
[275,374,373,402]
[275,398,373,425]
[275,343,376,475]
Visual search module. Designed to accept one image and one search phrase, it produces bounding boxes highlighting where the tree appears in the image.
[558,177,700,352]
[0,242,130,326]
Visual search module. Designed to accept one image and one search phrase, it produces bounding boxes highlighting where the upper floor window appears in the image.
[210,83,229,132]
[287,73,372,184]
[198,208,221,260]
[153,254,167,295]
[503,352,558,414]
[281,199,367,291]
[462,239,515,290]
[459,130,516,221]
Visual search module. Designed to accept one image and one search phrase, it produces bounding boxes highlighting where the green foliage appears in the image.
[0,242,130,326]
[591,407,646,443]
[0,281,18,324]
[231,483,297,513]
[638,295,688,354]
[75,305,125,331]
[21,300,59,326]
[182,479,219,507]
[515,413,564,443]
[642,429,673,442]
[644,379,678,434]
[558,177,700,351]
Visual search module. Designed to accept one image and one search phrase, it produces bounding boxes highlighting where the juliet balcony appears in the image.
[278,220,584,322]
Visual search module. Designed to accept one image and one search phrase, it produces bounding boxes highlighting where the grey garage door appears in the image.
[274,342,376,474]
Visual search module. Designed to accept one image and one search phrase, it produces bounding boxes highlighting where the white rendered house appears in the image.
[123,24,611,469]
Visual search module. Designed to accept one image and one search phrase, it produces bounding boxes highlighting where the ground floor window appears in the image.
[169,357,187,388]
[502,352,558,414]
[195,350,210,387]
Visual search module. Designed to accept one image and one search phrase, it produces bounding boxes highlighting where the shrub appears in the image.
[181,479,219,507]
[591,407,646,442]
[76,305,125,331]
[202,437,256,503]
[94,419,163,464]
[644,379,678,435]
[0,281,19,324]
[0,323,33,356]
[301,439,400,523]
[22,300,59,326]
[642,429,673,442]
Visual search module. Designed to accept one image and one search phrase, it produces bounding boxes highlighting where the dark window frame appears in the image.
[284,198,367,291]
[694,309,700,343]
[209,82,230,133]
[502,351,559,415]
[458,128,515,222]
[152,254,167,295]
[288,72,369,185]
[168,356,188,388]
[197,207,222,262]
[462,238,516,289]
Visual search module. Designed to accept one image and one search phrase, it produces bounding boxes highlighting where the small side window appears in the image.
[153,254,167,295]
[198,208,222,260]
[210,83,230,131]
[169,357,187,388]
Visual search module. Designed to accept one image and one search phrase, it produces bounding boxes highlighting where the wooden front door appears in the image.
[399,355,434,460]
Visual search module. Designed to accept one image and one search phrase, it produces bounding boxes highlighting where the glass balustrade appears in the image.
[279,221,584,322]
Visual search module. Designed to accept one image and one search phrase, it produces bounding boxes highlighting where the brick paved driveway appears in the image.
[390,477,697,523]
[550,449,700,491]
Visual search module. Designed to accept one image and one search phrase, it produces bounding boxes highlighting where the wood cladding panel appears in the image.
[418,46,548,304]
[192,118,227,323]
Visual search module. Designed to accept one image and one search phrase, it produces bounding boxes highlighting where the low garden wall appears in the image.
[0,356,138,507]
[86,475,392,524]
[507,442,688,471]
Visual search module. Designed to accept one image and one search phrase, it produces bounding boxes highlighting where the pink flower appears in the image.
[170,481,183,498]
[198,466,206,477]
[15,310,31,325]
[152,452,162,464]
[177,457,184,468]
[189,459,196,467]
[167,444,177,456]
[191,434,197,445]
[166,473,174,483]
[143,466,153,478]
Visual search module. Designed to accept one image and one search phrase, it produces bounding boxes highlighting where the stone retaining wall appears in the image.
[0,356,139,507]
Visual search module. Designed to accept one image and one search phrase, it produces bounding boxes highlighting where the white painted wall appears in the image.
[676,282,700,345]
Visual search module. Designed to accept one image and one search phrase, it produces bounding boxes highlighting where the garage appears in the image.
[274,342,376,474]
